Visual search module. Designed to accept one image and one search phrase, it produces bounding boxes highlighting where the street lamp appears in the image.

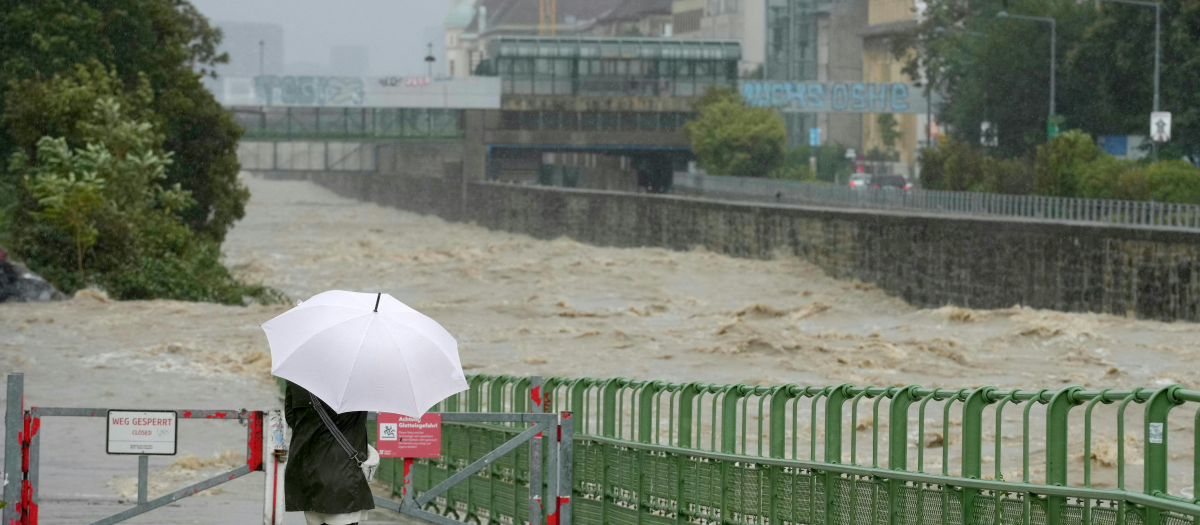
[424,42,436,79]
[996,11,1057,137]
[1095,0,1162,161]
[259,40,265,76]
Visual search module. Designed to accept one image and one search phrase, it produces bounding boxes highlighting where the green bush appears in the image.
[918,138,1033,194]
[917,131,1200,203]
[1075,155,1142,200]
[771,145,853,182]
[5,65,283,306]
[1146,160,1200,204]
[684,86,787,178]
[1033,130,1101,197]
[916,146,947,190]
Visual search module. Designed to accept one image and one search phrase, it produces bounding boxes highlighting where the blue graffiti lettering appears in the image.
[742,83,763,106]
[850,84,867,111]
[868,84,887,112]
[891,84,910,111]
[772,83,789,106]
[807,84,825,109]
[786,83,807,108]
[831,83,849,111]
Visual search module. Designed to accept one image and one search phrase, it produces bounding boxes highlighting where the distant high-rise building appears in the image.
[592,0,674,37]
[443,0,627,78]
[671,0,765,78]
[212,21,284,77]
[330,45,371,76]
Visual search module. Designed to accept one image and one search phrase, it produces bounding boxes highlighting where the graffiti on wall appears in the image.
[254,76,368,107]
[740,82,931,114]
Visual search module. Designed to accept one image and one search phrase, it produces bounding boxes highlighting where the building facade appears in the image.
[671,0,765,78]
[592,0,675,37]
[815,0,867,150]
[860,0,924,169]
[443,0,628,80]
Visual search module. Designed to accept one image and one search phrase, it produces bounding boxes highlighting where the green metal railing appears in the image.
[312,376,1200,525]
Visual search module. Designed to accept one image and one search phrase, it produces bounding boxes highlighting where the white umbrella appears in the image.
[262,290,468,416]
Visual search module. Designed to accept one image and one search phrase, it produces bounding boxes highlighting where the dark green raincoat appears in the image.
[283,381,375,515]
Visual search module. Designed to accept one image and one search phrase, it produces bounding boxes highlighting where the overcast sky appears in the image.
[190,0,456,76]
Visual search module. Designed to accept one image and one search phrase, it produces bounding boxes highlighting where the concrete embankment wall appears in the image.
[289,170,1200,322]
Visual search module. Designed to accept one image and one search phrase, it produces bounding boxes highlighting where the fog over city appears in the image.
[191,0,456,77]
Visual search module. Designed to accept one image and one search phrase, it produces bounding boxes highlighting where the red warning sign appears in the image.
[376,413,441,458]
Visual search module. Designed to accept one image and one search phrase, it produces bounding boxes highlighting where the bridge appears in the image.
[228,36,743,192]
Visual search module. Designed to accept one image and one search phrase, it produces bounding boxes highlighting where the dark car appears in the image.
[868,174,914,190]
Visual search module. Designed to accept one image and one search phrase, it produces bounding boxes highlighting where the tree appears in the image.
[0,0,247,242]
[900,0,1199,160]
[876,114,903,152]
[18,141,107,276]
[5,66,279,304]
[1064,0,1200,158]
[684,87,787,178]
[1034,130,1101,197]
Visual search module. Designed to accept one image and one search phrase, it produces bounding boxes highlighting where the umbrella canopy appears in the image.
[262,290,467,416]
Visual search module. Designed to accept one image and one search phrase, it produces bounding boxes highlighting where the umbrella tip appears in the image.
[374,293,381,313]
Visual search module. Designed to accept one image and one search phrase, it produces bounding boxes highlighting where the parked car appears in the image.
[848,173,871,189]
[869,174,914,190]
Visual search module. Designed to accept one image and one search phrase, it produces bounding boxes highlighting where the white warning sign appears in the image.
[1151,112,1172,143]
[107,410,178,455]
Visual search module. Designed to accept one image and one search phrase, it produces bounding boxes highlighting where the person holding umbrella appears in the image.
[282,380,374,525]
[263,291,469,525]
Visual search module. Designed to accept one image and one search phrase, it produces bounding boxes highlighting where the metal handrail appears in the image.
[674,172,1200,231]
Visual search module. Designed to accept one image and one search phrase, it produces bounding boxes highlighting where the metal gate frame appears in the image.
[372,412,574,525]
[372,376,575,525]
[2,373,266,525]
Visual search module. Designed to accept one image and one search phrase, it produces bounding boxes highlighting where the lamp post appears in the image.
[259,40,265,76]
[1096,0,1161,161]
[424,42,436,79]
[997,11,1057,137]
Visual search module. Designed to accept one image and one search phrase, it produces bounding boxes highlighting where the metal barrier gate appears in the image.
[2,373,267,525]
[5,372,575,525]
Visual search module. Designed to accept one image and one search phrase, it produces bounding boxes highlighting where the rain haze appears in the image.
[191,0,456,77]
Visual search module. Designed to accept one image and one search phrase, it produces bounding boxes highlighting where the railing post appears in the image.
[961,387,997,525]
[557,412,574,525]
[3,373,23,525]
[887,386,919,525]
[1046,386,1084,525]
[637,382,664,445]
[675,383,703,449]
[824,384,853,525]
[720,385,747,454]
[530,376,544,525]
[769,385,800,459]
[601,379,623,438]
[1144,386,1183,525]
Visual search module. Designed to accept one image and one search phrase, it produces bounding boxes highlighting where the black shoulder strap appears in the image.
[309,392,363,466]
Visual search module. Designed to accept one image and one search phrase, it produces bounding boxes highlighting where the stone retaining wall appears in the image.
[293,171,1200,321]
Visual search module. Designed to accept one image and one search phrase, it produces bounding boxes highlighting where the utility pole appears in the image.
[1096,0,1162,161]
[259,40,265,76]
